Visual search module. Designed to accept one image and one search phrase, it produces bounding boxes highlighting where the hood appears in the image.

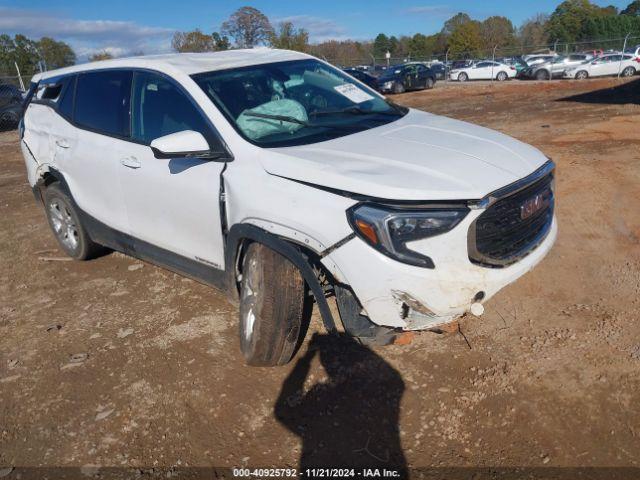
[263,109,549,201]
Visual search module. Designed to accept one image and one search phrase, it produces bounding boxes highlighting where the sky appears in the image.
[0,0,633,58]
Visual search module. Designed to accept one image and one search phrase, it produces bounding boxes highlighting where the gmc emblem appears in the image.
[520,193,548,220]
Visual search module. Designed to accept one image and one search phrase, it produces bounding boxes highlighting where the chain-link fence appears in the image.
[323,34,640,72]
[0,66,39,132]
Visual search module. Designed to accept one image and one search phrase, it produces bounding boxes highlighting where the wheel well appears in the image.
[225,224,338,333]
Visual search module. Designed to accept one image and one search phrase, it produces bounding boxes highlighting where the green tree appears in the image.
[372,33,390,58]
[211,32,231,50]
[545,0,603,42]
[442,13,472,36]
[622,0,640,15]
[12,35,40,73]
[37,37,76,69]
[448,21,483,57]
[221,6,273,48]
[269,22,309,52]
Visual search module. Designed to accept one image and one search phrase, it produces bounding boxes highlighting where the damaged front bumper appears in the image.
[323,210,558,330]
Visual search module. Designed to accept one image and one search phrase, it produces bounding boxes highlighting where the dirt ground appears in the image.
[1,77,639,479]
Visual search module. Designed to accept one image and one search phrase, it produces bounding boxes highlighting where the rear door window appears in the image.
[57,76,76,121]
[74,70,132,137]
[131,71,212,146]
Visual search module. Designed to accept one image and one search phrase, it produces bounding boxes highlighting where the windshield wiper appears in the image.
[243,111,311,126]
[309,105,403,117]
[242,111,359,131]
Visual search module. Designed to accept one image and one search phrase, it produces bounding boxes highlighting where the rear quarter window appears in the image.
[74,70,132,137]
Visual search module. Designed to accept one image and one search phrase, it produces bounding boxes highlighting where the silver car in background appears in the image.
[522,54,593,80]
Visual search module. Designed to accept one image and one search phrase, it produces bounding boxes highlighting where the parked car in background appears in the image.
[378,63,436,93]
[20,49,556,365]
[522,54,593,80]
[450,61,516,82]
[343,68,379,90]
[451,60,474,70]
[625,45,640,57]
[429,63,448,80]
[0,83,24,130]
[499,57,528,74]
[564,53,639,79]
[581,49,604,58]
[523,55,557,67]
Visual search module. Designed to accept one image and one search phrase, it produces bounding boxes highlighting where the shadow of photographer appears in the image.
[275,333,407,476]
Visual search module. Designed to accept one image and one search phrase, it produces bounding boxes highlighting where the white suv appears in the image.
[21,49,557,366]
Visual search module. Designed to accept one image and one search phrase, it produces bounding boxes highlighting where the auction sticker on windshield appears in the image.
[334,83,374,103]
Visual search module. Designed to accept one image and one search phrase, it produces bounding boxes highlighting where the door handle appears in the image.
[55,139,70,149]
[120,157,141,169]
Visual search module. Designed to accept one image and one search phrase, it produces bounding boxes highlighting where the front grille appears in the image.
[469,172,554,268]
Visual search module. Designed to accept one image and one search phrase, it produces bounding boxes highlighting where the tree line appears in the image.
[2,0,639,76]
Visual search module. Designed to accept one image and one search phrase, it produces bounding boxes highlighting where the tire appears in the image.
[43,183,102,260]
[535,70,549,81]
[576,70,588,80]
[622,66,636,78]
[0,107,20,130]
[425,77,435,89]
[392,81,405,94]
[239,242,306,366]
[458,72,468,82]
[496,71,508,82]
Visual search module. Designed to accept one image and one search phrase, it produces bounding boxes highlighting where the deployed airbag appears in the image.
[237,99,308,140]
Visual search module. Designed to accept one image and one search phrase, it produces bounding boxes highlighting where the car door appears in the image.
[401,66,414,89]
[118,70,227,269]
[472,62,491,80]
[589,56,613,77]
[65,70,132,234]
[415,65,429,87]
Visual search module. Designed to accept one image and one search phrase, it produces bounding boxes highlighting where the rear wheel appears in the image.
[622,66,636,77]
[239,243,306,366]
[576,70,588,80]
[43,183,102,260]
[496,71,508,82]
[458,72,468,82]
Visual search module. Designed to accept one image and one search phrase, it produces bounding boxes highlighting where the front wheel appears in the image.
[535,70,549,81]
[621,66,636,77]
[496,71,508,82]
[392,81,405,94]
[458,72,468,82]
[575,70,588,80]
[239,243,306,366]
[44,183,102,260]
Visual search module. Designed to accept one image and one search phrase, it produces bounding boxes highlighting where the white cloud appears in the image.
[273,15,350,42]
[0,7,175,60]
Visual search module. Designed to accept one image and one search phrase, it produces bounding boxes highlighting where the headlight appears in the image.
[347,204,469,268]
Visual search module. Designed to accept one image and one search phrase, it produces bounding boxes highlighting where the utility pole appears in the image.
[14,62,25,91]
[618,32,631,78]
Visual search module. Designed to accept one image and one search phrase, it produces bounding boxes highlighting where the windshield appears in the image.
[192,59,406,148]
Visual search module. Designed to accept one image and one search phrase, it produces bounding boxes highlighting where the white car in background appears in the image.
[450,61,517,82]
[20,49,556,366]
[564,53,639,79]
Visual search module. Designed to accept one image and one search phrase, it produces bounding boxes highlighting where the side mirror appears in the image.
[150,130,229,160]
